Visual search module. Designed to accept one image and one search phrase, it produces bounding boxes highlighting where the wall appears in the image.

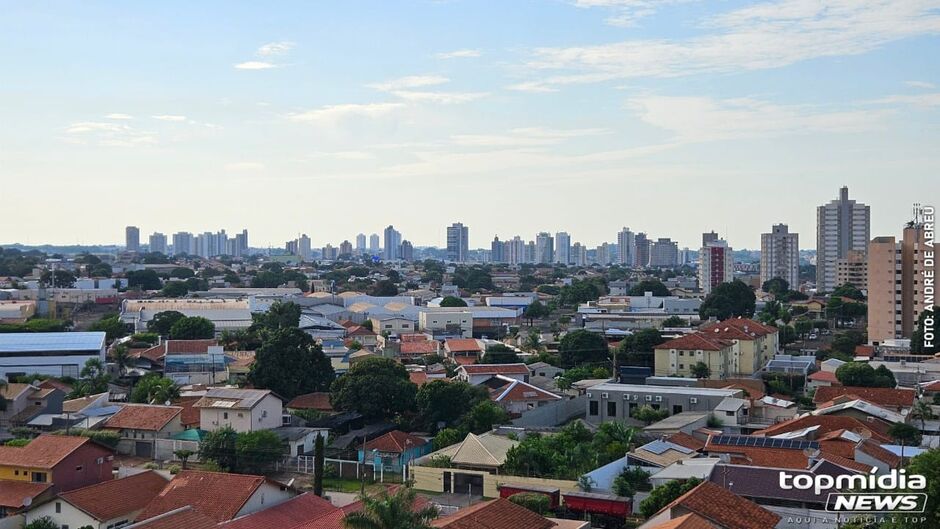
[24,498,98,529]
[51,442,114,493]
[154,439,201,462]
[235,483,295,518]
[412,465,579,499]
[511,396,586,428]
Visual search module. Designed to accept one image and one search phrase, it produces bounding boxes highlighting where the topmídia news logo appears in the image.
[779,468,928,513]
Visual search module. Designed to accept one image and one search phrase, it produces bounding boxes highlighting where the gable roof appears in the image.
[363,430,428,453]
[813,386,915,408]
[136,470,267,523]
[856,439,902,468]
[429,433,518,468]
[286,392,334,412]
[105,404,183,431]
[445,338,482,353]
[665,432,706,452]
[128,506,220,529]
[660,481,781,529]
[401,340,441,356]
[431,498,555,529]
[458,363,530,376]
[645,513,721,529]
[654,333,734,351]
[699,318,778,339]
[60,470,168,521]
[755,414,892,443]
[485,376,562,403]
[0,435,108,469]
[808,371,840,384]
[0,480,52,509]
[194,388,276,410]
[221,492,338,529]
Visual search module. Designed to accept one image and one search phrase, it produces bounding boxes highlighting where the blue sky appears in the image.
[1,0,938,250]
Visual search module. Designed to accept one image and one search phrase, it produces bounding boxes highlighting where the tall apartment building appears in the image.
[816,186,870,292]
[760,224,800,289]
[649,238,679,267]
[702,231,719,246]
[867,211,938,344]
[446,222,469,262]
[172,232,194,256]
[383,225,402,261]
[148,232,167,254]
[508,236,526,265]
[535,232,554,264]
[125,226,140,252]
[525,241,537,264]
[298,234,312,261]
[490,236,504,263]
[571,242,587,266]
[232,229,249,257]
[356,233,366,255]
[369,233,380,255]
[699,235,733,294]
[554,232,571,265]
[635,233,650,268]
[339,240,353,257]
[617,227,635,266]
[400,240,414,262]
[322,244,338,260]
[836,250,868,291]
[595,243,612,266]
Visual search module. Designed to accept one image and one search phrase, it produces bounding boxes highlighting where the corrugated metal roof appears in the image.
[0,331,105,352]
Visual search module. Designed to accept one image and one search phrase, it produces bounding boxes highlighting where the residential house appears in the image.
[0,435,114,494]
[359,430,431,475]
[627,439,700,469]
[807,370,840,389]
[639,481,781,529]
[431,498,560,529]
[419,308,473,338]
[812,386,915,413]
[126,505,218,529]
[194,388,284,432]
[369,315,415,336]
[444,338,483,364]
[584,383,743,427]
[455,363,529,385]
[756,414,893,444]
[398,338,441,362]
[0,480,54,518]
[413,432,519,496]
[527,362,564,380]
[285,392,334,415]
[469,306,521,338]
[0,382,64,428]
[218,492,341,529]
[103,404,185,458]
[24,470,168,529]
[480,375,562,415]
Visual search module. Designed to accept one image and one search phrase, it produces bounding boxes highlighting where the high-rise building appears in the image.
[760,224,800,289]
[699,235,733,294]
[535,232,554,264]
[508,236,526,265]
[525,241,537,264]
[383,225,402,261]
[233,229,249,257]
[635,233,650,268]
[339,240,353,257]
[571,242,587,266]
[298,234,312,261]
[555,232,571,265]
[595,243,611,265]
[446,222,469,262]
[148,232,167,254]
[322,244,338,261]
[125,226,140,252]
[400,240,414,262]
[491,236,504,263]
[369,233,380,255]
[836,250,868,291]
[356,233,367,255]
[649,238,679,267]
[816,186,870,292]
[285,239,299,255]
[702,231,719,247]
[867,209,939,344]
[617,227,635,266]
[172,232,194,256]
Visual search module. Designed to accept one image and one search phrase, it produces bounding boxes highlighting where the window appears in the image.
[55,502,61,513]
[673,405,683,415]
[75,465,83,471]
[589,401,599,416]
[607,401,617,417]
[223,412,229,420]
[31,472,47,483]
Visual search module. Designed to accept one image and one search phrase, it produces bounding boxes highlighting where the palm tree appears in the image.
[343,487,438,529]
[910,400,936,430]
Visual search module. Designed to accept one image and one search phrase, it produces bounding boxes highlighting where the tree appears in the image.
[461,401,509,434]
[629,280,670,297]
[126,269,162,290]
[331,357,416,420]
[370,280,399,296]
[690,361,711,379]
[249,328,334,400]
[131,374,180,404]
[160,281,189,298]
[40,270,76,288]
[613,466,651,497]
[835,362,895,388]
[433,428,464,450]
[24,517,59,529]
[559,329,608,367]
[452,266,493,292]
[699,280,756,320]
[559,279,604,306]
[890,448,940,528]
[343,486,438,529]
[910,400,936,430]
[70,358,111,397]
[762,277,789,297]
[616,328,664,369]
[148,311,186,336]
[252,301,301,331]
[830,330,865,356]
[888,423,922,447]
[169,316,215,339]
[171,267,195,279]
[174,449,194,470]
[639,478,702,518]
[416,380,487,431]
[439,296,467,307]
[523,300,549,325]
[88,314,128,341]
[631,404,669,425]
[480,344,520,364]
[199,426,238,471]
[235,430,284,474]
[508,493,550,515]
[831,283,865,300]
[661,315,687,328]
[314,434,325,496]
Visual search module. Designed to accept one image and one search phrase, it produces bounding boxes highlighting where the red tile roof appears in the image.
[808,371,840,383]
[60,470,168,521]
[38,378,73,394]
[135,340,218,363]
[431,498,555,529]
[137,470,268,523]
[400,340,441,356]
[409,371,430,385]
[698,379,766,399]
[854,345,875,357]
[363,430,428,453]
[0,435,105,469]
[401,333,431,342]
[654,333,735,351]
[286,392,334,412]
[857,439,902,468]
[666,432,705,452]
[132,506,220,529]
[173,397,202,428]
[105,404,183,431]
[755,415,891,443]
[222,492,338,529]
[820,452,874,473]
[454,356,477,366]
[0,480,52,509]
[490,379,561,403]
[445,338,482,353]
[813,386,915,408]
[661,481,781,529]
[646,513,721,529]
[459,363,529,375]
[699,318,778,339]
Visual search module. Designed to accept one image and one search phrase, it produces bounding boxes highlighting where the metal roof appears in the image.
[0,332,106,352]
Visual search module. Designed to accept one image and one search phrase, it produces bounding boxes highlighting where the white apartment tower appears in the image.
[446,222,469,262]
[535,232,554,264]
[760,224,800,290]
[148,232,167,254]
[554,232,571,265]
[816,186,870,292]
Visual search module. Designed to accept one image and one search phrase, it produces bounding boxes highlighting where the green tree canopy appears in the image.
[559,329,609,367]
[88,314,128,341]
[130,374,180,404]
[639,478,702,518]
[40,269,76,288]
[415,380,488,432]
[835,362,896,388]
[330,357,416,420]
[169,316,215,339]
[690,361,711,379]
[127,269,162,290]
[631,404,669,425]
[369,280,399,296]
[148,310,186,336]
[629,280,670,297]
[252,301,302,330]
[439,296,467,307]
[699,280,756,320]
[342,486,438,529]
[249,327,334,400]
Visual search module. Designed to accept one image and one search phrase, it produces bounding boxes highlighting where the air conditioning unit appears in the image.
[655,396,663,402]
[601,393,609,399]
[586,392,593,398]
[645,395,652,401]
[623,394,630,400]
[690,397,698,404]
[633,395,639,400]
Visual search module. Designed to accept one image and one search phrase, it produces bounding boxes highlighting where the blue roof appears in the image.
[0,332,106,352]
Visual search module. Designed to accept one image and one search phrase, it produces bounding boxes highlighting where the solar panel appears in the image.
[711,435,818,450]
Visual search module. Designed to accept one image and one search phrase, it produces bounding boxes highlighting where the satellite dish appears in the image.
[853,427,873,440]
[22,497,32,508]
[803,448,821,459]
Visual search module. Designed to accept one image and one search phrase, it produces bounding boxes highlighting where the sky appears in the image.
[1,0,938,251]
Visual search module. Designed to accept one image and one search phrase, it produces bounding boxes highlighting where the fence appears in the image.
[154,439,201,463]
[511,395,586,428]
[279,456,367,481]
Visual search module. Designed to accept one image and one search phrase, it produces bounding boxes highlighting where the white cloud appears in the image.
[389,90,488,104]
[287,102,406,123]
[307,150,375,160]
[517,0,940,91]
[63,121,156,147]
[906,80,936,89]
[435,49,482,59]
[506,82,560,93]
[235,61,278,70]
[451,127,611,147]
[628,95,886,142]
[368,75,450,91]
[573,0,696,27]
[870,93,940,107]
[225,162,266,171]
[105,113,134,120]
[257,41,294,56]
[151,115,188,122]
